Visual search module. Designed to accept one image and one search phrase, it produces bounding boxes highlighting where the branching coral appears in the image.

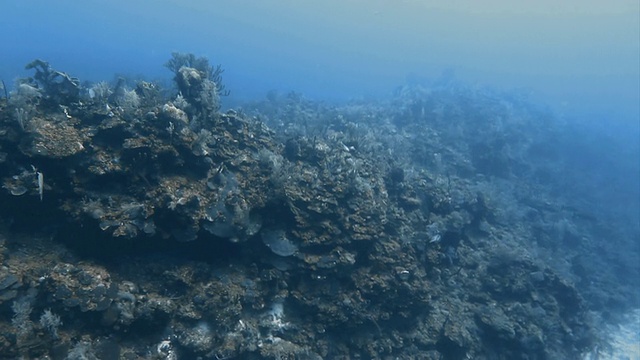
[24,59,80,106]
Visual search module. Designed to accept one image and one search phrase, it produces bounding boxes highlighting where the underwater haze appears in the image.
[1,1,640,359]
[2,1,639,122]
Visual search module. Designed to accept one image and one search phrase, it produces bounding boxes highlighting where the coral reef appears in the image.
[0,56,636,359]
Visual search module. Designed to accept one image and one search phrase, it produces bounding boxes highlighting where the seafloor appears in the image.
[0,55,638,359]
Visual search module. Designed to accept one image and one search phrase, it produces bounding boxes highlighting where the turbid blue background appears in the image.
[1,0,639,126]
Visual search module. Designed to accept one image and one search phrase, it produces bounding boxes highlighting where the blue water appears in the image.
[2,1,639,124]
[1,1,639,357]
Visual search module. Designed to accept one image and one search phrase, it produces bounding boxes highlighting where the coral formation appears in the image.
[0,55,636,359]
